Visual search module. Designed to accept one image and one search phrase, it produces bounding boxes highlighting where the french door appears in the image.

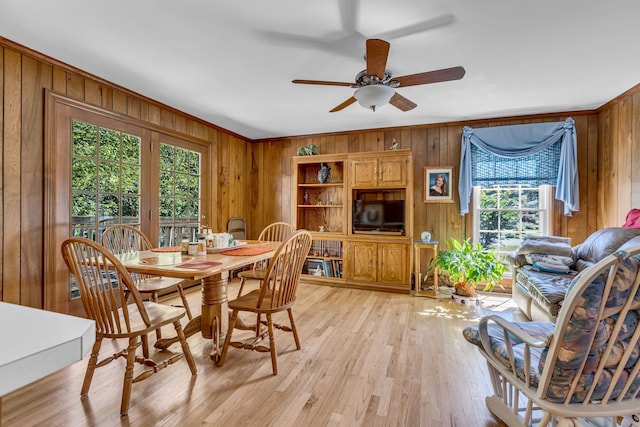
[45,93,209,315]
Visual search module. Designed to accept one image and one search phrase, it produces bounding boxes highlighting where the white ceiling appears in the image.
[2,0,640,140]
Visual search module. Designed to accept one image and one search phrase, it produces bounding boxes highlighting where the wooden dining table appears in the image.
[115,241,279,361]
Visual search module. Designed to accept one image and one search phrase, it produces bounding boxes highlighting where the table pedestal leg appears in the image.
[154,271,229,355]
[201,272,229,362]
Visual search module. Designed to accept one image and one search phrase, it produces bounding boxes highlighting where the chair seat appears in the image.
[104,302,187,338]
[229,289,291,314]
[135,276,185,293]
[463,320,555,388]
[237,269,266,281]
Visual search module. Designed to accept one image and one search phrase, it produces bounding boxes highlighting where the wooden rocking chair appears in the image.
[463,243,640,426]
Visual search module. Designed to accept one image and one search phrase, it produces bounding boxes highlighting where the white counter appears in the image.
[0,302,95,396]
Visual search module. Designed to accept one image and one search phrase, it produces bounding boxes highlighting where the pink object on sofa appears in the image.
[622,208,640,228]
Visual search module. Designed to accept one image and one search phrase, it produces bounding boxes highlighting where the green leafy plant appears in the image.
[427,238,506,293]
[297,143,320,156]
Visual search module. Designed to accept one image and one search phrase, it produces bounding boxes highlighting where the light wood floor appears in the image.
[1,280,524,427]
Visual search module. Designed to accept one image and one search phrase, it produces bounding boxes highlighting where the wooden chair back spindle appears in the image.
[236,221,296,298]
[102,224,193,320]
[257,229,310,310]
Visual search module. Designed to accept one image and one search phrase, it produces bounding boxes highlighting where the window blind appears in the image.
[471,142,561,187]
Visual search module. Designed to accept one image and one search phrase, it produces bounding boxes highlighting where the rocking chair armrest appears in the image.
[480,315,548,348]
[478,315,548,385]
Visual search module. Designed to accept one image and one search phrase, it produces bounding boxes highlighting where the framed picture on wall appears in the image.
[424,167,454,203]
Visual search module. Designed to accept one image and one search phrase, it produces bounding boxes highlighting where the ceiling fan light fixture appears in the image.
[354,84,395,111]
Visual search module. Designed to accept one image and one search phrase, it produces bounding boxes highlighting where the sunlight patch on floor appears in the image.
[417,289,525,322]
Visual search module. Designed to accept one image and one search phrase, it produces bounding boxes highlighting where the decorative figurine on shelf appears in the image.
[421,231,432,243]
[303,191,311,205]
[319,225,325,232]
[390,138,399,150]
[324,251,330,257]
[317,162,331,183]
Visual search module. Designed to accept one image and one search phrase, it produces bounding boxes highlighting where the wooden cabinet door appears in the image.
[378,243,409,286]
[350,159,378,187]
[347,241,377,282]
[350,154,409,188]
[379,156,408,187]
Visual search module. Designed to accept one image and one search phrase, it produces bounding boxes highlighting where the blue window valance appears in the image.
[458,117,578,216]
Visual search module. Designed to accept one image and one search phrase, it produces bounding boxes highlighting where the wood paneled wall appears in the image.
[597,84,640,228]
[251,113,600,248]
[0,40,250,308]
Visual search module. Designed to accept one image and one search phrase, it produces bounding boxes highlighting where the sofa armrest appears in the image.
[506,251,527,268]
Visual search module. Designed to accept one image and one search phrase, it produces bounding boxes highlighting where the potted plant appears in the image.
[297,143,320,156]
[428,238,506,297]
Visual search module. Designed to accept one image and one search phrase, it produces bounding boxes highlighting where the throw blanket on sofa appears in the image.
[524,253,574,267]
[516,235,572,257]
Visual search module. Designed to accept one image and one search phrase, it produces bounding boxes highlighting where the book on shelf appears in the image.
[332,259,343,278]
[323,259,334,277]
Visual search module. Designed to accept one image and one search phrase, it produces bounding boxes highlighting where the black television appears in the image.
[352,199,405,234]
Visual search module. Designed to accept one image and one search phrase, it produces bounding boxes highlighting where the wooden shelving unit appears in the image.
[293,154,348,285]
[292,154,347,235]
[292,150,413,292]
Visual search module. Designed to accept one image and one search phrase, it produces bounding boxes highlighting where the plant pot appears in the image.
[454,282,476,297]
[438,271,453,287]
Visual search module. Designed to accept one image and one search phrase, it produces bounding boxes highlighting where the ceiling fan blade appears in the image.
[389,93,417,112]
[394,66,466,88]
[366,39,390,80]
[374,14,455,40]
[330,97,357,112]
[292,79,354,87]
[339,0,358,34]
[254,29,333,49]
[256,29,365,59]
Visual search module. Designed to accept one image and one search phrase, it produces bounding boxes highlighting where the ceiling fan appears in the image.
[292,38,466,112]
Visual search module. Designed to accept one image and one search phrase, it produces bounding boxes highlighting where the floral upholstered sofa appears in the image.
[508,227,640,322]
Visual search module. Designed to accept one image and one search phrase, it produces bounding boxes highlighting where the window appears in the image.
[69,122,207,247]
[158,142,202,246]
[71,120,142,242]
[460,119,578,216]
[472,184,552,259]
